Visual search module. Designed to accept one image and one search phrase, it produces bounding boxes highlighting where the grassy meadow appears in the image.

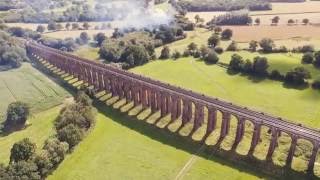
[0,63,71,122]
[0,106,61,164]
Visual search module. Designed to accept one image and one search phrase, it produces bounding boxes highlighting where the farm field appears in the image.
[186,1,320,25]
[0,63,71,122]
[0,105,60,164]
[48,103,270,180]
[154,28,320,53]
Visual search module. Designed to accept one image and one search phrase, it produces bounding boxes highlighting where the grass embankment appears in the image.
[0,63,71,122]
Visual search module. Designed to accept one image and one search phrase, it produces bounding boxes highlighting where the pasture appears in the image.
[0,63,71,122]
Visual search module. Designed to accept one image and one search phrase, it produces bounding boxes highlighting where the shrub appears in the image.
[6,161,40,180]
[229,54,244,71]
[200,46,210,57]
[259,38,275,53]
[285,67,311,85]
[159,46,170,59]
[221,29,233,40]
[203,50,219,64]
[314,51,320,68]
[10,138,36,163]
[252,56,269,75]
[79,32,90,44]
[302,52,314,64]
[172,51,181,60]
[193,51,201,58]
[242,59,253,73]
[249,40,258,52]
[57,124,84,148]
[33,152,53,177]
[269,70,284,80]
[214,47,224,54]
[300,45,314,53]
[226,41,238,51]
[312,80,320,89]
[36,25,45,33]
[183,49,191,57]
[43,138,69,167]
[208,34,220,47]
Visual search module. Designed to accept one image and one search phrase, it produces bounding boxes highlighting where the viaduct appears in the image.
[26,41,320,175]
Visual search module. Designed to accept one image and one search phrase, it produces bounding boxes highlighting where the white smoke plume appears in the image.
[102,0,175,30]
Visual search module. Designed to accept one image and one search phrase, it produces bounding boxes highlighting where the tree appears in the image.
[208,34,220,48]
[65,23,70,30]
[314,51,320,67]
[8,27,25,37]
[271,16,280,25]
[214,26,222,34]
[5,102,30,129]
[269,70,284,80]
[57,124,84,148]
[221,29,233,40]
[188,42,198,51]
[33,152,53,177]
[302,52,314,64]
[43,138,69,167]
[255,18,260,25]
[56,23,63,30]
[0,164,10,179]
[259,38,275,53]
[36,25,45,33]
[71,23,79,30]
[252,56,269,75]
[226,41,237,51]
[194,14,200,23]
[302,18,309,25]
[172,51,181,60]
[287,19,295,25]
[47,21,57,31]
[200,45,210,57]
[6,161,40,180]
[242,59,253,73]
[285,67,311,85]
[159,46,170,59]
[10,138,36,163]
[249,40,258,52]
[94,33,106,46]
[80,32,90,44]
[312,80,320,90]
[203,50,219,64]
[229,54,244,71]
[83,22,90,30]
[121,45,149,67]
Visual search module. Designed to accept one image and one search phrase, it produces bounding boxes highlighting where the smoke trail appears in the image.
[103,0,175,30]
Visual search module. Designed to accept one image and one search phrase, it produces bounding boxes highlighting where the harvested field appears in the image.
[224,25,320,42]
[187,1,320,24]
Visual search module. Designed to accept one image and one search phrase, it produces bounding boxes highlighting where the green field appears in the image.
[0,63,71,122]
[0,106,60,164]
[131,57,320,128]
[48,102,270,180]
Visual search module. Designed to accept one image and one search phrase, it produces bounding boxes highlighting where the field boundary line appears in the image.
[174,145,206,180]
[1,78,17,101]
